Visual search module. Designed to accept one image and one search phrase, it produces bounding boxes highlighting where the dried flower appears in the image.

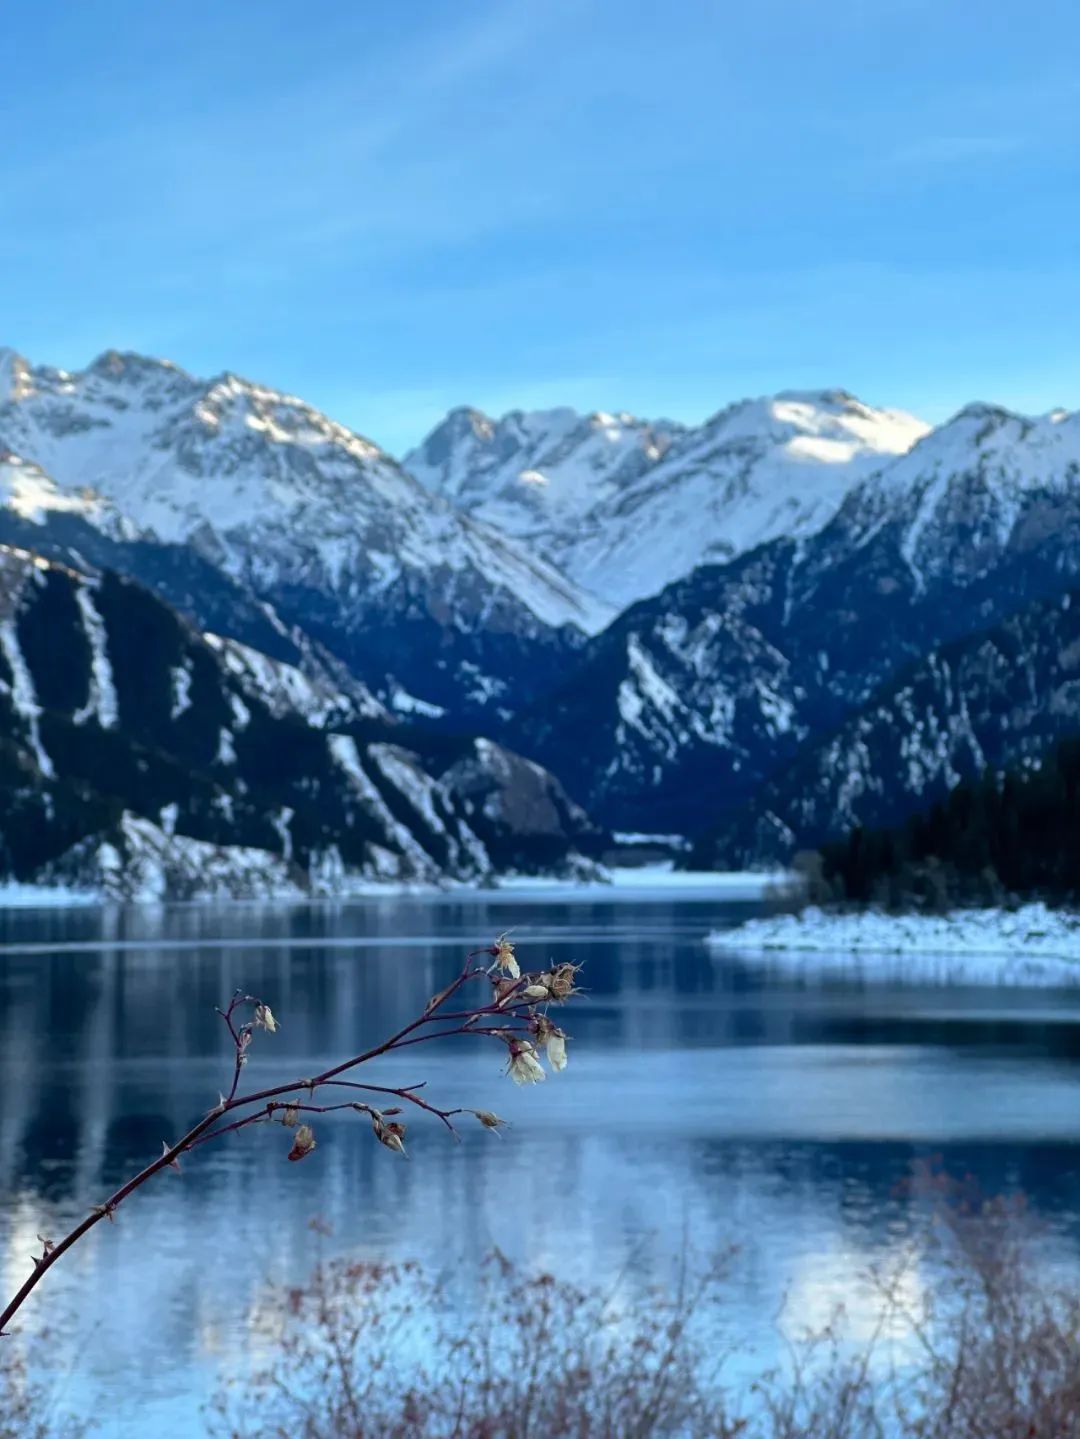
[372,1116,408,1156]
[531,1014,568,1071]
[522,981,551,1001]
[287,1124,317,1162]
[492,977,520,1007]
[473,1110,508,1135]
[546,1029,568,1072]
[280,1104,300,1128]
[547,962,581,1001]
[253,1003,278,1034]
[506,1040,546,1086]
[492,933,520,980]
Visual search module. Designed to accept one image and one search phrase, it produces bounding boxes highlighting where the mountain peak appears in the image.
[84,349,188,383]
[0,348,33,403]
[774,386,857,407]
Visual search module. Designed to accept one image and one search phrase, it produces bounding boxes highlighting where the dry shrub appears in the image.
[207,1181,1080,1439]
[207,1248,743,1439]
[0,1332,87,1439]
[752,1175,1080,1439]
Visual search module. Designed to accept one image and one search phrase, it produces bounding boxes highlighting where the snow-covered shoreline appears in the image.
[708,903,1080,985]
[0,866,796,911]
[486,864,795,901]
[0,881,101,909]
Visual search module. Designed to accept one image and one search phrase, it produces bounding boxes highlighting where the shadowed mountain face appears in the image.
[0,546,601,898]
[695,588,1080,867]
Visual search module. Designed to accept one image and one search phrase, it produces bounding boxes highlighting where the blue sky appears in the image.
[2,0,1079,453]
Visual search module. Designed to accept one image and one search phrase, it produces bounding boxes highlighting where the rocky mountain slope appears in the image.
[406,390,928,608]
[0,546,601,898]
[0,349,613,721]
[695,586,1080,866]
[505,402,1080,837]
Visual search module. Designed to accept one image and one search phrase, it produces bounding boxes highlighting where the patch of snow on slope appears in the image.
[616,634,689,755]
[204,632,381,724]
[0,618,53,776]
[327,733,434,876]
[170,663,193,720]
[0,453,124,531]
[269,806,293,860]
[369,743,489,873]
[72,583,118,727]
[389,684,446,719]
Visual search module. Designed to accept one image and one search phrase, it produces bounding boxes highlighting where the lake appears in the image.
[2,882,1080,1437]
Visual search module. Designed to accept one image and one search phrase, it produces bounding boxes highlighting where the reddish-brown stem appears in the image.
[0,945,529,1336]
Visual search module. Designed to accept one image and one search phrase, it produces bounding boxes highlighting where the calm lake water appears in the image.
[2,883,1080,1436]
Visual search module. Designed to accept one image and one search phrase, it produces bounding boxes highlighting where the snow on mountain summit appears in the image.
[834,397,1080,594]
[405,402,684,545]
[0,348,613,642]
[406,388,928,609]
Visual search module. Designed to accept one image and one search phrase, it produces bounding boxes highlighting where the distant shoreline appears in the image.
[708,902,1080,984]
[0,866,798,911]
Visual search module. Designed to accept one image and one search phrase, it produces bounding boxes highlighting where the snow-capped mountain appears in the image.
[0,349,613,717]
[506,399,1080,837]
[9,340,1080,867]
[0,545,602,898]
[407,390,928,608]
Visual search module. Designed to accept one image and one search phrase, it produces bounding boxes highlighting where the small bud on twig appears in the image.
[473,1110,508,1135]
[372,1115,408,1157]
[287,1125,317,1162]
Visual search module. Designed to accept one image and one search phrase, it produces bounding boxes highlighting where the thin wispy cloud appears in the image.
[3,0,1080,449]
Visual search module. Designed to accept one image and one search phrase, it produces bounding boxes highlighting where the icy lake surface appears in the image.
[2,886,1080,1436]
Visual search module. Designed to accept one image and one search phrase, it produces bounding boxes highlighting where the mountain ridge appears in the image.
[405,388,929,608]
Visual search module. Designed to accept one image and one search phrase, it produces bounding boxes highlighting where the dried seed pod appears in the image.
[287,1125,317,1162]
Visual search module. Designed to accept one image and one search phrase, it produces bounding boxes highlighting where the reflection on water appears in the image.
[1,891,1080,1437]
